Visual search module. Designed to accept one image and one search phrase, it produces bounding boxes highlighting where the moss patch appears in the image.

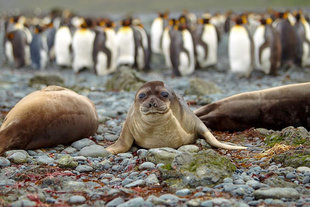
[28,74,64,87]
[273,149,310,168]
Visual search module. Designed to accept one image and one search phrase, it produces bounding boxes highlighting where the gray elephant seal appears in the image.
[195,82,310,131]
[0,85,98,154]
[106,81,246,154]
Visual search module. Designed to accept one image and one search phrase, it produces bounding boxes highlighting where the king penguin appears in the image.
[72,18,96,73]
[93,19,117,76]
[294,12,310,67]
[30,25,48,70]
[170,23,195,76]
[44,22,56,62]
[228,15,254,77]
[162,18,178,69]
[116,18,135,67]
[195,17,219,68]
[133,19,151,71]
[54,20,72,68]
[253,18,281,75]
[150,12,168,54]
[273,11,298,67]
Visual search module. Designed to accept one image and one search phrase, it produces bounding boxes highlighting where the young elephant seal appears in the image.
[106,81,246,154]
[195,82,310,131]
[0,85,98,154]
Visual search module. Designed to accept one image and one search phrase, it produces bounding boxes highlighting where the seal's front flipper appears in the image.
[106,123,134,154]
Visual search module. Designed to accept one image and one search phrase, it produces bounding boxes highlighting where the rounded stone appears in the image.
[176,188,191,196]
[75,165,93,172]
[8,152,28,164]
[297,166,310,173]
[0,157,11,167]
[68,195,86,204]
[253,187,300,199]
[118,197,145,207]
[106,197,125,207]
[286,172,296,179]
[71,138,95,150]
[78,145,110,158]
[178,145,200,153]
[58,155,78,168]
[36,155,55,165]
[145,173,159,185]
[139,162,156,170]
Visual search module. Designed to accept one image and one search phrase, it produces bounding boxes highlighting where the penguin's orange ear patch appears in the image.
[7,32,14,40]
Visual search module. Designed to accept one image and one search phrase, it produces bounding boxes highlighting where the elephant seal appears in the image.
[195,82,310,131]
[106,81,246,154]
[0,85,98,154]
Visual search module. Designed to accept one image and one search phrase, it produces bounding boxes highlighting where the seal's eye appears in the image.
[138,93,146,99]
[161,91,169,98]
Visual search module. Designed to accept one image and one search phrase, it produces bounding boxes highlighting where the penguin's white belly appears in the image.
[253,26,266,70]
[5,41,14,64]
[55,27,72,67]
[96,52,109,76]
[40,49,48,70]
[105,29,117,71]
[179,30,195,76]
[162,29,172,68]
[151,18,163,54]
[72,30,95,72]
[116,29,135,66]
[229,27,252,76]
[302,42,310,67]
[24,45,31,66]
[260,48,271,74]
[200,25,218,67]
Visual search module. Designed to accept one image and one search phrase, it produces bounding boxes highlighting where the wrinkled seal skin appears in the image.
[106,81,246,154]
[195,82,310,131]
[0,86,99,154]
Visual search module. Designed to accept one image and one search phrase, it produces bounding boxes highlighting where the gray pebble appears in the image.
[118,197,145,207]
[71,138,95,150]
[176,188,191,196]
[201,200,213,207]
[125,179,145,188]
[11,199,36,207]
[94,134,104,141]
[194,192,205,197]
[234,179,245,184]
[8,152,28,164]
[4,150,29,157]
[122,177,134,186]
[303,176,310,184]
[286,172,296,179]
[139,162,155,170]
[36,155,55,165]
[104,134,118,141]
[61,146,77,154]
[137,149,148,159]
[0,157,11,167]
[159,194,181,205]
[106,197,125,207]
[187,198,201,206]
[145,173,159,185]
[68,195,86,204]
[223,177,233,183]
[75,164,93,172]
[78,145,110,158]
[253,187,300,199]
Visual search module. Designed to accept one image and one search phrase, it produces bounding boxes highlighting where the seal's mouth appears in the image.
[140,106,168,115]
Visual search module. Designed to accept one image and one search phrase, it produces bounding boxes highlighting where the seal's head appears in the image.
[135,81,173,116]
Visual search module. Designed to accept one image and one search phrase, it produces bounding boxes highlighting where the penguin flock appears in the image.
[1,9,310,77]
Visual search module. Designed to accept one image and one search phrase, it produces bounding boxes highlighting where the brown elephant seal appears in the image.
[0,85,98,154]
[106,81,246,154]
[195,82,310,131]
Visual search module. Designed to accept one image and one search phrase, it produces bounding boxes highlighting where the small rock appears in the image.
[11,199,36,207]
[94,134,104,141]
[118,197,144,207]
[8,152,28,164]
[246,180,268,189]
[104,134,118,141]
[297,166,310,173]
[137,149,148,159]
[146,148,181,165]
[71,138,95,150]
[78,145,110,158]
[187,198,201,207]
[223,177,233,183]
[201,200,213,207]
[253,187,300,199]
[139,162,155,170]
[286,172,296,179]
[75,164,93,172]
[106,197,125,207]
[0,157,11,167]
[36,155,55,165]
[61,146,77,154]
[212,198,231,205]
[178,145,200,153]
[159,194,181,206]
[302,176,310,184]
[176,188,191,196]
[68,195,86,204]
[58,155,78,168]
[147,195,169,205]
[125,179,145,188]
[145,173,159,185]
[63,181,85,191]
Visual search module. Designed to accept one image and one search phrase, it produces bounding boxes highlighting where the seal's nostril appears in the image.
[153,102,157,107]
[148,103,152,108]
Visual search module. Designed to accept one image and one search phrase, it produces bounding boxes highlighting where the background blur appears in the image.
[1,0,310,16]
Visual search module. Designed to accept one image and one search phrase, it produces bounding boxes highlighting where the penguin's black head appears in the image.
[295,13,301,21]
[34,25,44,33]
[235,17,243,25]
[200,18,210,24]
[158,12,165,18]
[260,18,267,25]
[105,19,115,28]
[121,18,132,27]
[81,18,93,28]
[9,16,19,23]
